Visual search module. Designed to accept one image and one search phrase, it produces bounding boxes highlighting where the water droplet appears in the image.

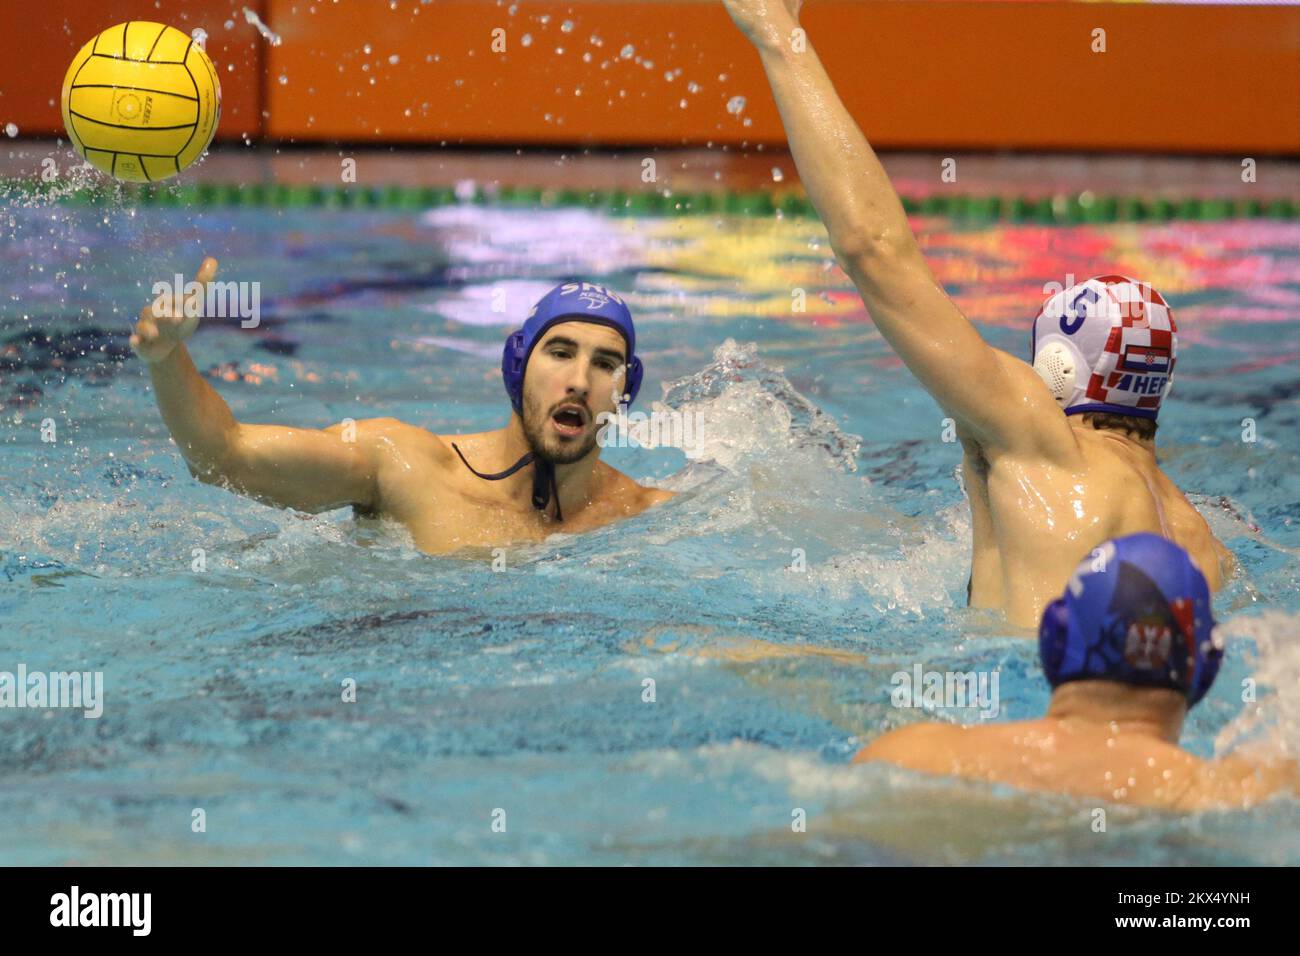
[620,44,634,59]
[278,74,288,85]
[687,82,701,94]
[388,54,400,65]
[522,33,533,47]
[363,43,373,54]
[771,167,784,182]
[4,123,18,138]
[243,6,283,46]
[561,20,574,33]
[726,95,746,115]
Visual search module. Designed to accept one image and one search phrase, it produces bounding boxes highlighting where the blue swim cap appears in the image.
[1039,533,1223,707]
[501,281,643,413]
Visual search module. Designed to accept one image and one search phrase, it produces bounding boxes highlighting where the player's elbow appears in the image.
[832,229,908,279]
[186,449,239,488]
[184,429,248,489]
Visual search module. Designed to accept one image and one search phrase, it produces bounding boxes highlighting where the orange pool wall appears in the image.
[6,1,1298,153]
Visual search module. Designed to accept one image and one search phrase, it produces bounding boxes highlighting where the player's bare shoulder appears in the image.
[638,484,676,509]
[854,721,969,768]
[345,417,455,471]
[1178,755,1300,811]
[600,462,675,516]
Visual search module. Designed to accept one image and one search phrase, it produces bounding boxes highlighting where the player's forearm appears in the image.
[145,345,241,477]
[755,41,917,264]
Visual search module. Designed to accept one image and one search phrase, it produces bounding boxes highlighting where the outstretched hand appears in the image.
[721,0,803,50]
[130,256,218,363]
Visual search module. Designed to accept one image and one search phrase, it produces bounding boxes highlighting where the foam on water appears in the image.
[1214,611,1300,761]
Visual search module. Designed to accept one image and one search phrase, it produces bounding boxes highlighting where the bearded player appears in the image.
[130,258,671,552]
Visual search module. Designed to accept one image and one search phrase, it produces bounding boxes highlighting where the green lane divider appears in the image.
[2,178,1296,221]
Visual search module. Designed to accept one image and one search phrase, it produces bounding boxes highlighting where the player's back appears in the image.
[968,423,1226,627]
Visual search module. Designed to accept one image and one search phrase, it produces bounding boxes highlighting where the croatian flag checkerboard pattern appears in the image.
[1083,276,1177,414]
[1031,274,1178,419]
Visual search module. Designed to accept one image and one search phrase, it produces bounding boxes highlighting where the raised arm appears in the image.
[131,257,388,513]
[723,0,1066,453]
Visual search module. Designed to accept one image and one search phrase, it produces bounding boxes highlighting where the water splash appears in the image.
[657,339,861,472]
[1214,611,1300,761]
[242,6,283,47]
[633,345,966,619]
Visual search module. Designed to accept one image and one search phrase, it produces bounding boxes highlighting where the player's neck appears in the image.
[496,420,602,514]
[1045,682,1185,744]
[1070,419,1157,457]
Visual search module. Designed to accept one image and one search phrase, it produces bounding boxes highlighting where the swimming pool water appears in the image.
[2,193,1298,864]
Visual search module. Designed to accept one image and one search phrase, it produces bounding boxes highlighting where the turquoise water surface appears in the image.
[2,192,1298,864]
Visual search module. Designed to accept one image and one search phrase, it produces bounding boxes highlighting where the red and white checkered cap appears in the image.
[1030,275,1177,421]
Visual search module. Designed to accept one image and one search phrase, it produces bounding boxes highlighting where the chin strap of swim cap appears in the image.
[451,443,563,522]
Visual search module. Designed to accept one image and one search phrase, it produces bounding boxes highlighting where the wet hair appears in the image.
[1080,411,1158,442]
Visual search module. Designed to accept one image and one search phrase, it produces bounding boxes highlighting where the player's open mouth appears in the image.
[551,404,589,437]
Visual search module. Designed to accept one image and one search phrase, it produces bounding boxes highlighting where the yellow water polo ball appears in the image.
[61,21,221,183]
